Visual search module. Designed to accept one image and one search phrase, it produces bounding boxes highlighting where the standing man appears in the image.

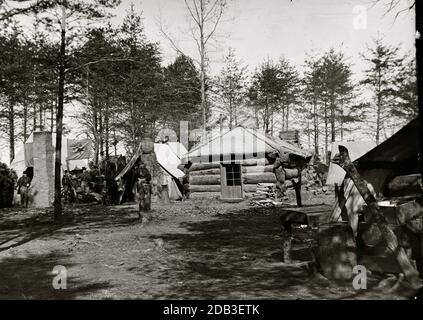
[17,171,31,208]
[80,167,91,195]
[137,161,152,223]
[62,170,75,203]
[273,154,287,200]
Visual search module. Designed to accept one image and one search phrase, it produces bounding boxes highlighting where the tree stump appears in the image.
[161,184,170,204]
[138,182,152,222]
[282,229,292,263]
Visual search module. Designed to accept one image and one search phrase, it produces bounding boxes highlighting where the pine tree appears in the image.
[361,38,403,144]
[215,48,248,129]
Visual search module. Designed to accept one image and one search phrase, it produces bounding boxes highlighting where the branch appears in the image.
[204,4,224,44]
[184,0,201,28]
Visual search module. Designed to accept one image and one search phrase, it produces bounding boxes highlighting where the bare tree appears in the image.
[160,0,227,139]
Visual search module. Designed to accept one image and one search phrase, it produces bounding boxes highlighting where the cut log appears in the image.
[386,174,422,197]
[190,185,221,193]
[241,158,270,166]
[189,162,221,171]
[332,145,421,284]
[190,168,221,176]
[243,172,277,184]
[244,165,274,174]
[190,175,221,185]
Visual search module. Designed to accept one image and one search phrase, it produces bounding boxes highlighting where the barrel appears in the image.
[317,222,357,280]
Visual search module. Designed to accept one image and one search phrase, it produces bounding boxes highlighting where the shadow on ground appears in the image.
[0,204,140,247]
[144,207,321,299]
[0,250,111,299]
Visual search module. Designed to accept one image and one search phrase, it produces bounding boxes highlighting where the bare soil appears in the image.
[0,195,417,300]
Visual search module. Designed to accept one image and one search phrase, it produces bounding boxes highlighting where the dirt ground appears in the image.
[0,194,417,300]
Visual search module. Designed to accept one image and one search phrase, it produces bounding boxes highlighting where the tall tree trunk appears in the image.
[54,4,66,222]
[313,100,319,156]
[200,15,207,140]
[33,71,37,131]
[93,104,99,165]
[23,102,28,142]
[99,105,104,160]
[50,95,55,133]
[105,101,109,158]
[39,104,43,130]
[376,93,381,145]
[8,99,15,163]
[376,69,382,145]
[340,99,344,141]
[307,119,311,149]
[33,102,37,131]
[286,105,289,130]
[417,0,423,186]
[330,96,335,143]
[324,101,328,164]
[229,96,233,130]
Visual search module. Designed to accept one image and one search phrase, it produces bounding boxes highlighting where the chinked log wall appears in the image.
[188,159,300,194]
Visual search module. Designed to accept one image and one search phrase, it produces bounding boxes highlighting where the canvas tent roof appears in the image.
[10,133,89,175]
[115,142,186,181]
[154,143,186,178]
[326,141,376,185]
[354,117,420,167]
[181,126,311,164]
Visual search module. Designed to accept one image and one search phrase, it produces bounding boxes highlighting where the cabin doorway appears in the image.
[220,163,243,202]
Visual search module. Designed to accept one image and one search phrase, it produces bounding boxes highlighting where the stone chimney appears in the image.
[31,131,55,207]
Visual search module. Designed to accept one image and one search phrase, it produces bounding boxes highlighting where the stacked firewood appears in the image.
[249,183,282,207]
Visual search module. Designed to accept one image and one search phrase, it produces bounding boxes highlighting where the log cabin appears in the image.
[180,126,311,202]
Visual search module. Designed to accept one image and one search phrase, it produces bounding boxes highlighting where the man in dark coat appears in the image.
[17,172,31,207]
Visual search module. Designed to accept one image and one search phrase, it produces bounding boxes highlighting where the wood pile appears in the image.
[249,183,282,207]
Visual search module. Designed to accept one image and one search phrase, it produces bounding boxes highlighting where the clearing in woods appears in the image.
[0,197,415,299]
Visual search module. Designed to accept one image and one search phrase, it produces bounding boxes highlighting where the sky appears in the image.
[0,0,416,163]
[113,0,415,77]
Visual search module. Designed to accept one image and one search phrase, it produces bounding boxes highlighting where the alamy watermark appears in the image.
[352,5,367,30]
[352,265,367,290]
[52,265,67,290]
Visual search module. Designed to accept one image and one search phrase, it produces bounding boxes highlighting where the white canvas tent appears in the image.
[154,142,187,200]
[115,141,188,201]
[10,133,89,175]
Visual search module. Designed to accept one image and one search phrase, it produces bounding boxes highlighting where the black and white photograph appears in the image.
[0,0,422,303]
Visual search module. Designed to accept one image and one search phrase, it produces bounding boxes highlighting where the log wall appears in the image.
[188,159,299,197]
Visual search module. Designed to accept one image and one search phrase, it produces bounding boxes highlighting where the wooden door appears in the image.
[221,163,243,201]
